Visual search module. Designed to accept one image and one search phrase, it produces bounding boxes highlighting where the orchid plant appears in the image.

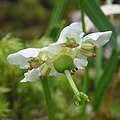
[7,22,112,118]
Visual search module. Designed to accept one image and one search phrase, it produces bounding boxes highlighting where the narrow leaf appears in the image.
[77,0,118,111]
[46,0,68,36]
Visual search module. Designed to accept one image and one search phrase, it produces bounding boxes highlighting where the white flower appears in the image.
[56,22,112,48]
[7,47,49,69]
[49,22,112,70]
[7,47,52,82]
[7,47,60,82]
[7,22,112,82]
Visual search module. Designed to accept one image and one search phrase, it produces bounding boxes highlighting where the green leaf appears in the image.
[78,0,117,48]
[0,97,9,118]
[94,47,103,88]
[46,0,68,36]
[93,50,118,110]
[110,98,120,119]
[77,0,118,111]
[0,87,11,94]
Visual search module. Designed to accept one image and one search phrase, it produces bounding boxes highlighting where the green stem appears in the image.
[64,70,79,94]
[95,47,103,88]
[83,64,89,93]
[41,77,55,120]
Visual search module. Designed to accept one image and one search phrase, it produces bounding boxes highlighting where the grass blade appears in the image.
[93,50,118,110]
[78,0,117,48]
[46,0,68,36]
[77,0,118,111]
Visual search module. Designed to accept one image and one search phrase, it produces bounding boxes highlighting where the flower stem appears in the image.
[64,70,79,94]
[64,70,90,106]
[41,77,55,120]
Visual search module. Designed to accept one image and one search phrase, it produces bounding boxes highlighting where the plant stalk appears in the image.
[41,77,55,120]
[64,70,79,94]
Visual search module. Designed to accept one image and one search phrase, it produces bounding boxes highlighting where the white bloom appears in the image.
[7,47,59,82]
[57,22,112,48]
[7,22,112,82]
[49,22,112,70]
[48,23,86,70]
[7,47,49,69]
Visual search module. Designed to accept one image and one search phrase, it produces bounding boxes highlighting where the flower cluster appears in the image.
[7,22,112,105]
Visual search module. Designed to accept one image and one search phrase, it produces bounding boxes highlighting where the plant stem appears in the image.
[64,70,79,94]
[83,64,89,93]
[41,77,55,120]
[95,47,103,88]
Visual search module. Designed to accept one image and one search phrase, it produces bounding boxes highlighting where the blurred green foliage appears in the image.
[0,0,120,120]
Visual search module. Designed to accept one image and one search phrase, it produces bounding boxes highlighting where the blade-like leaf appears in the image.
[78,0,117,48]
[77,0,118,111]
[46,0,68,36]
[94,47,103,88]
[93,50,117,110]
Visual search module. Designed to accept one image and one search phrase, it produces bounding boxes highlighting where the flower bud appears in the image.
[53,55,74,73]
[80,48,96,57]
[81,41,96,50]
[73,92,90,106]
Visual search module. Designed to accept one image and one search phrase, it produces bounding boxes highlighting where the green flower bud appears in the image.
[53,55,74,73]
[80,48,96,57]
[73,92,90,106]
[81,41,96,50]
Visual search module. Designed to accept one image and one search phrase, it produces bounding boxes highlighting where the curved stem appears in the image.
[41,77,55,120]
[64,70,79,94]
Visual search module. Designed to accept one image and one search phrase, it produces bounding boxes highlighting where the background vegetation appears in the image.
[0,0,120,120]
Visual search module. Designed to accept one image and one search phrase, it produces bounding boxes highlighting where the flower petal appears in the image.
[20,68,40,82]
[81,31,112,47]
[57,22,84,44]
[7,53,30,69]
[74,58,88,69]
[48,43,62,55]
[18,48,48,58]
[7,47,49,69]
